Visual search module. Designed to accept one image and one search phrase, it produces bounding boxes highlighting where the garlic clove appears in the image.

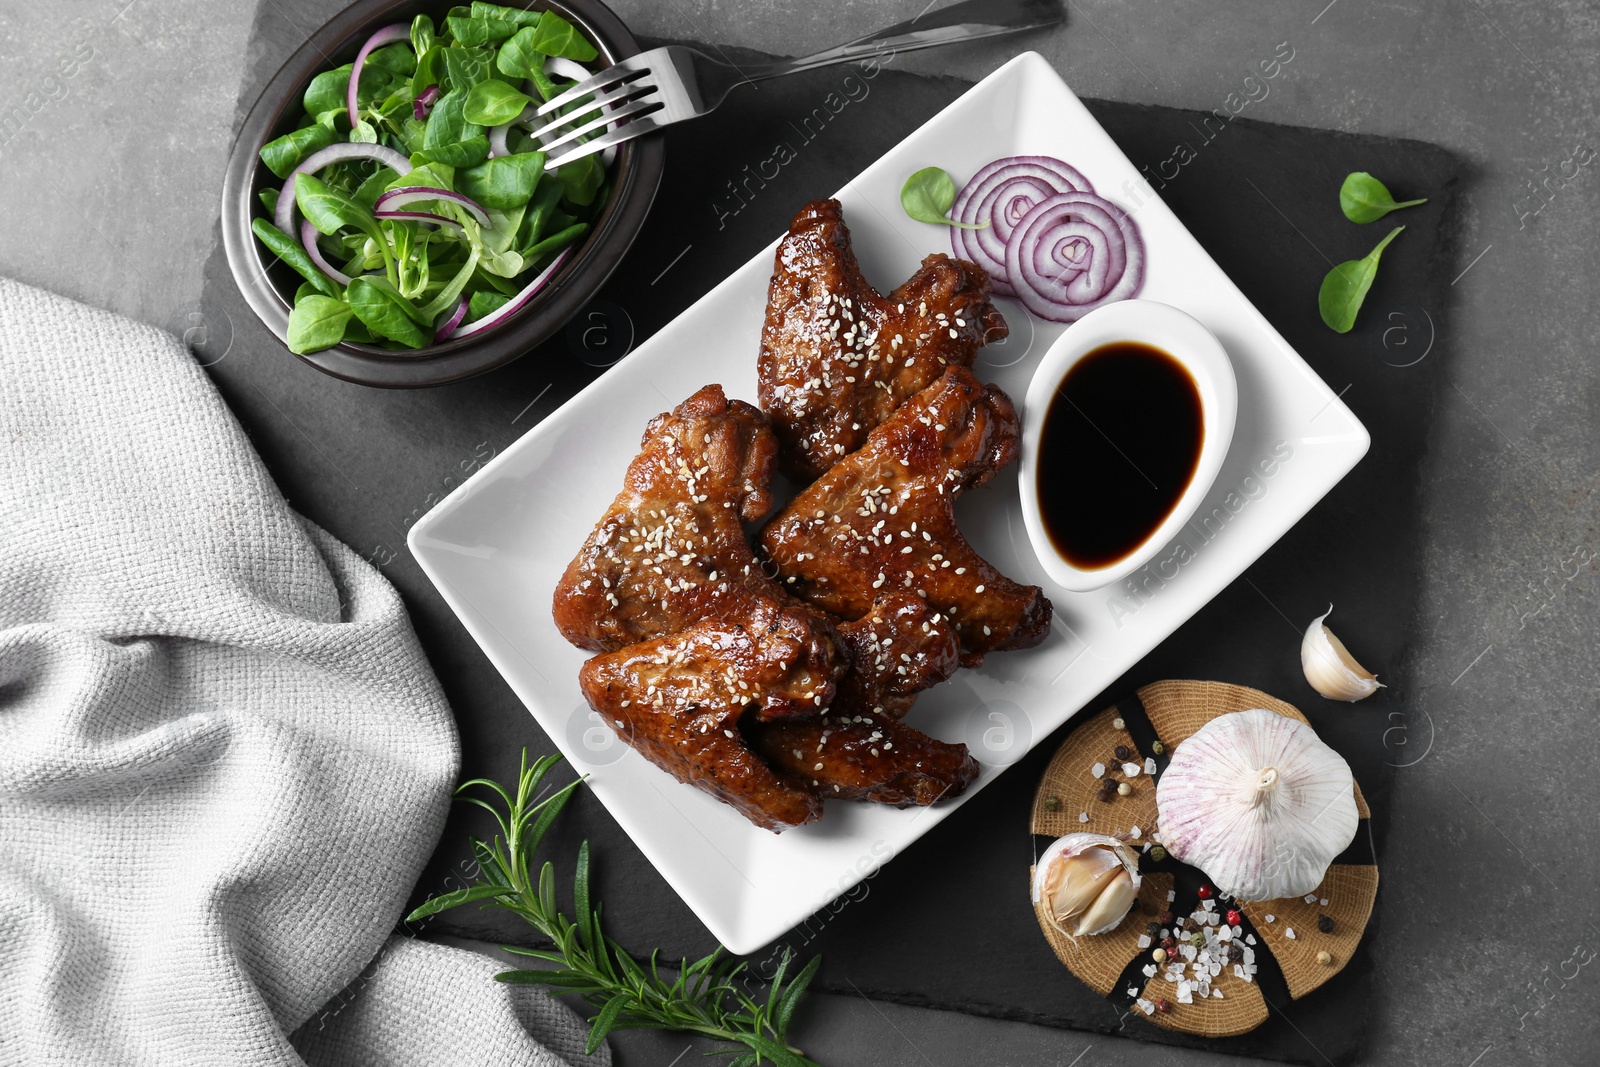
[1075,868,1136,936]
[1031,833,1142,941]
[1301,605,1382,702]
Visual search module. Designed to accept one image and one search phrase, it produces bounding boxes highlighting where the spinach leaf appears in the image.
[458,151,546,209]
[553,152,605,206]
[395,160,456,192]
[468,288,512,322]
[463,80,533,126]
[522,221,587,261]
[442,44,496,89]
[410,14,435,58]
[529,12,599,61]
[259,122,336,179]
[1318,225,1404,333]
[497,26,548,80]
[900,166,986,229]
[472,1,542,26]
[259,187,279,213]
[352,165,402,209]
[347,276,429,347]
[412,44,444,99]
[303,65,353,117]
[413,137,490,168]
[526,65,562,101]
[1339,171,1428,224]
[365,41,417,75]
[287,294,353,354]
[295,173,382,241]
[425,88,483,146]
[251,218,342,297]
[447,15,521,46]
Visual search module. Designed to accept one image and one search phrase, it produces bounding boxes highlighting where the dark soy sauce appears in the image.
[1037,341,1204,569]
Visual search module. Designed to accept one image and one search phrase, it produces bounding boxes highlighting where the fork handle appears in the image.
[734,0,1063,84]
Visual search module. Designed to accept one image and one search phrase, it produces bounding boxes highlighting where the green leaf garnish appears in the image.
[404,752,823,1066]
[462,79,533,126]
[899,166,986,230]
[1339,171,1427,224]
[1319,225,1404,333]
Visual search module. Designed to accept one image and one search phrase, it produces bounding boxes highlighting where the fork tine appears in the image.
[535,96,662,155]
[534,55,650,118]
[520,81,652,143]
[546,117,663,169]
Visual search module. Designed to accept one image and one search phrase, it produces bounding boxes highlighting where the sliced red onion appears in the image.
[413,84,441,121]
[452,247,573,339]
[373,186,490,227]
[373,209,464,233]
[434,298,469,342]
[488,122,513,159]
[300,219,353,286]
[542,56,616,168]
[1002,191,1144,323]
[951,156,1093,295]
[273,142,413,235]
[348,23,411,133]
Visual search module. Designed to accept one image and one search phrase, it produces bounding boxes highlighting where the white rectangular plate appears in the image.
[409,52,1368,954]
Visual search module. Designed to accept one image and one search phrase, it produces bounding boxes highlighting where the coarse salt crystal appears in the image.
[1245,934,1257,946]
[1091,762,1106,778]
[1304,894,1318,904]
[1321,897,1330,906]
[1127,986,1140,998]
[1284,927,1296,940]
[1167,889,1177,902]
[1078,811,1089,823]
[1137,934,1152,949]
[1201,898,1216,912]
[1137,998,1154,1016]
[1131,825,1142,839]
[1264,914,1275,923]
[1122,762,1141,777]
[1143,963,1158,978]
[1212,988,1224,999]
[1144,757,1157,775]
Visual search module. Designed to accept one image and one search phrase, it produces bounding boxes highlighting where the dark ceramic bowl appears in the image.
[221,0,664,388]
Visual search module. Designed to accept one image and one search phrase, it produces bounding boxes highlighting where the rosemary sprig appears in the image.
[405,751,822,1067]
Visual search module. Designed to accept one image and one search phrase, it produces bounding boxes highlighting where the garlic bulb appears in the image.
[1301,606,1382,701]
[1031,832,1141,939]
[1155,709,1358,901]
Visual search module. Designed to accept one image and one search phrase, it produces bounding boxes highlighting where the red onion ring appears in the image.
[373,186,491,227]
[373,209,465,233]
[434,297,469,342]
[300,219,352,286]
[348,23,411,133]
[951,156,1092,295]
[413,84,441,121]
[452,247,573,339]
[1002,191,1144,323]
[273,142,412,236]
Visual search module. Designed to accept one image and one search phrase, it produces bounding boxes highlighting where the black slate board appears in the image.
[202,36,1463,1067]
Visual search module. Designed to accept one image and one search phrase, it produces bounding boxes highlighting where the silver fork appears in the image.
[523,0,1064,167]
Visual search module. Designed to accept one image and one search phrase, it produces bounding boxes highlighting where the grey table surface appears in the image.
[2,1,1596,1065]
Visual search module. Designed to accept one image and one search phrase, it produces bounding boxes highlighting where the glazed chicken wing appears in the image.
[553,385,841,692]
[759,367,1052,662]
[758,199,1008,483]
[835,593,961,719]
[745,704,979,807]
[577,604,836,832]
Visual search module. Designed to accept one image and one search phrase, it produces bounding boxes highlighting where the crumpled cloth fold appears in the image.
[0,277,603,1067]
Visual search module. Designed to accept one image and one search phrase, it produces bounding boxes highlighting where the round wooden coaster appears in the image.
[1029,680,1378,1038]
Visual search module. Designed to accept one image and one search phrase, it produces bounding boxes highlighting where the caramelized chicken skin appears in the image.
[758,199,1008,483]
[577,604,835,832]
[759,367,1052,662]
[745,705,979,807]
[835,593,961,719]
[552,385,842,694]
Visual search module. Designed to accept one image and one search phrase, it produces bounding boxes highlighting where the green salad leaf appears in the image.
[529,12,599,61]
[250,218,341,297]
[259,122,337,179]
[497,26,549,79]
[348,276,429,346]
[1319,225,1404,333]
[1339,172,1427,224]
[471,1,543,26]
[287,294,353,353]
[458,151,545,209]
[463,79,533,125]
[899,166,986,229]
[447,15,521,47]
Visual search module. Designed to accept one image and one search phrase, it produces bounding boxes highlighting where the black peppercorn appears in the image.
[1317,914,1334,934]
[1228,944,1244,961]
[1114,744,1132,761]
[1146,921,1161,937]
